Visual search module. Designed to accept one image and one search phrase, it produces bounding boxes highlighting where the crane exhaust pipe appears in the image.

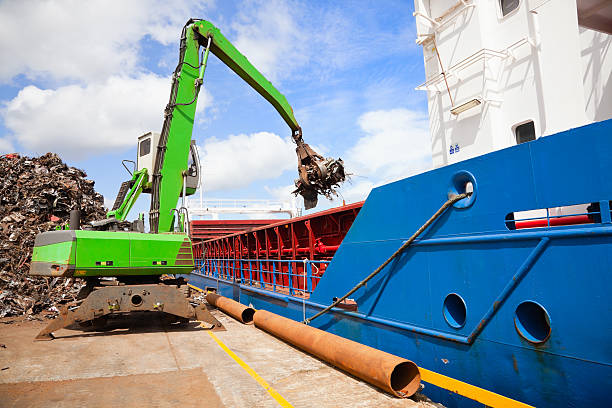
[69,209,80,230]
[254,310,421,398]
[205,293,255,324]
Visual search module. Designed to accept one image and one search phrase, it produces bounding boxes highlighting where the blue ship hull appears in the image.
[188,119,612,407]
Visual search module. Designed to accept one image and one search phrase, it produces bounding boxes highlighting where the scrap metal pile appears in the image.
[0,153,106,318]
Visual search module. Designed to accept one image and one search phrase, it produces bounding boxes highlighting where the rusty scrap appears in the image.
[205,292,255,324]
[254,309,421,398]
[0,153,106,319]
[291,129,346,210]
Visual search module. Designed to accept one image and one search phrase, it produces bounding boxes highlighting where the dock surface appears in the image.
[0,309,438,407]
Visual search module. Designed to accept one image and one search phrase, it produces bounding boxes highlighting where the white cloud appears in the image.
[263,183,301,209]
[0,0,211,83]
[103,197,114,211]
[200,132,295,192]
[334,179,375,204]
[1,74,213,160]
[264,183,295,200]
[231,0,307,82]
[0,137,15,154]
[338,108,432,201]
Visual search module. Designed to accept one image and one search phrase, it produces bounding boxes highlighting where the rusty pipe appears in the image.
[254,310,420,398]
[205,293,255,324]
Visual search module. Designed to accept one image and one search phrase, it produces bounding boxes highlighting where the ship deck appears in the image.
[0,307,438,408]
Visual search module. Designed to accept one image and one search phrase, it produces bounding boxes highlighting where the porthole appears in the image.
[443,293,467,329]
[514,301,551,343]
[449,171,477,208]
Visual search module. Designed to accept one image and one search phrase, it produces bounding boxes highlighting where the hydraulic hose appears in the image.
[149,18,201,233]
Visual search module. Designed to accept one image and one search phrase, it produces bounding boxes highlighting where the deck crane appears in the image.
[28,19,346,340]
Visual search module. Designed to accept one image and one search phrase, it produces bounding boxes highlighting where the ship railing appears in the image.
[193,258,330,299]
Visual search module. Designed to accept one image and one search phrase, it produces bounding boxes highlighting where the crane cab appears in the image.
[137,131,160,182]
[137,132,200,195]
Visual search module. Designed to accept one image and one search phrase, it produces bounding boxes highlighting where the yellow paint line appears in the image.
[190,282,527,406]
[419,368,534,408]
[207,331,294,408]
[188,283,204,292]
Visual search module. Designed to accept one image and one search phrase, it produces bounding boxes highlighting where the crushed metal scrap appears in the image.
[0,153,106,319]
[291,130,346,210]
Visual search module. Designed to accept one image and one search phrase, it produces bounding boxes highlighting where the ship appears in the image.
[185,1,612,407]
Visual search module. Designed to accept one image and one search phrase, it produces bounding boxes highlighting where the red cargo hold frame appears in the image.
[191,219,278,241]
[192,202,363,297]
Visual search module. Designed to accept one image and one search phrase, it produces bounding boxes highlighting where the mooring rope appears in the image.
[302,191,472,325]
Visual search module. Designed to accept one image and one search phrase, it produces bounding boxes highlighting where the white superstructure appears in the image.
[186,197,300,219]
[414,0,612,168]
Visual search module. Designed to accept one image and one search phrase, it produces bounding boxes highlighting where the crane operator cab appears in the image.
[94,132,201,231]
[137,132,200,194]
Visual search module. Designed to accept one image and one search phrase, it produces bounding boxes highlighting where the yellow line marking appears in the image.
[419,368,534,408]
[191,283,528,406]
[207,331,293,408]
[188,283,204,292]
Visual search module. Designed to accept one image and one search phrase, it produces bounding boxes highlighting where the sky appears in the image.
[0,0,432,221]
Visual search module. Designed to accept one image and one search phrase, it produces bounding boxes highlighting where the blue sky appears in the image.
[0,0,432,220]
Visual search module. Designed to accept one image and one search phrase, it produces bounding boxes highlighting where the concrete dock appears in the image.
[0,308,439,407]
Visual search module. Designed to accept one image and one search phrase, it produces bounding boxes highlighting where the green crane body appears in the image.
[30,230,192,278]
[30,19,344,280]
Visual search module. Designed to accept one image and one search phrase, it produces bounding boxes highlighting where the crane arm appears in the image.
[106,168,148,221]
[193,20,345,209]
[194,21,301,138]
[150,19,345,233]
[194,21,346,210]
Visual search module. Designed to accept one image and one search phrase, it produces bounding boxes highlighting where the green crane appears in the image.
[28,19,345,340]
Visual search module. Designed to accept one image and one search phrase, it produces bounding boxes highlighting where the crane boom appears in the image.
[150,19,346,233]
[195,21,301,134]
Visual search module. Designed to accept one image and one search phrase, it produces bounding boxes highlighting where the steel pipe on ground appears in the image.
[254,309,420,398]
[205,293,255,324]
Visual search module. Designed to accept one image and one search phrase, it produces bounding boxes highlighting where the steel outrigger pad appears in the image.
[35,284,225,340]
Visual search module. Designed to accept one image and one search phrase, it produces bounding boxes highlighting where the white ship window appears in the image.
[139,138,151,157]
[515,121,535,145]
[500,0,520,17]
